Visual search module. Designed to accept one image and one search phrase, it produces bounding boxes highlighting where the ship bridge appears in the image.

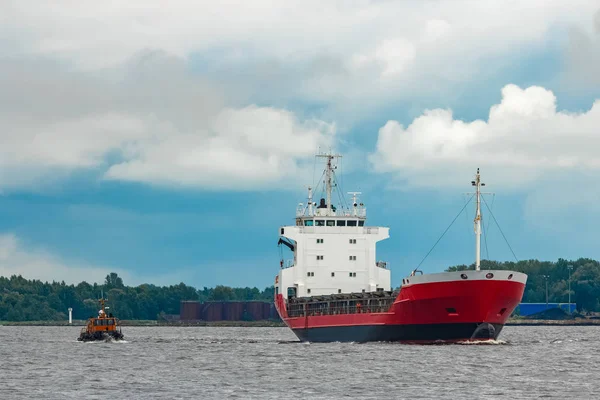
[276,152,391,300]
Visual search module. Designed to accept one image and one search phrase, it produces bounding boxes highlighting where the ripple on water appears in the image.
[1,325,600,399]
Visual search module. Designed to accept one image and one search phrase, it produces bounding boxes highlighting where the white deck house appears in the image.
[276,153,390,299]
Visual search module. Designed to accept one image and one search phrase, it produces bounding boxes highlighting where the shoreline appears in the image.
[0,320,287,327]
[505,318,600,326]
[2,319,600,327]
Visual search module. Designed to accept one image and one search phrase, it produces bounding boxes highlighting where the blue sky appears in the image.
[1,1,599,288]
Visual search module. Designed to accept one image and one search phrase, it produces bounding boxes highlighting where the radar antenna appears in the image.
[315,152,342,216]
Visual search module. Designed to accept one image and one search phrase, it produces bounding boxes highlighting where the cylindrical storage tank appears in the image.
[180,301,201,320]
[223,302,244,321]
[245,302,262,321]
[262,302,271,320]
[202,302,224,321]
[269,303,281,320]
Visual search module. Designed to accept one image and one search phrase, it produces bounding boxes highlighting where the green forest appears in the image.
[1,257,599,321]
[446,258,600,312]
[0,272,274,322]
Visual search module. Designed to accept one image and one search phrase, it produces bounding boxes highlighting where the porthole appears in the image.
[460,274,468,280]
[508,274,513,280]
[486,273,494,279]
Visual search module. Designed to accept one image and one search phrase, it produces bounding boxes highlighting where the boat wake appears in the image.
[456,339,508,345]
[79,338,128,344]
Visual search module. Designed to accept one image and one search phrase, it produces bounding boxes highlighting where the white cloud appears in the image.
[2,1,597,95]
[104,105,335,189]
[564,8,600,89]
[371,84,600,189]
[1,1,598,191]
[351,38,416,78]
[0,52,335,190]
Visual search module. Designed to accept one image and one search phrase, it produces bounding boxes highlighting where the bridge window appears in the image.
[317,255,324,260]
[338,289,342,293]
[326,220,335,226]
[287,287,297,298]
[315,220,325,226]
[317,238,324,244]
[358,221,364,227]
[307,289,311,294]
[336,220,346,227]
[349,239,356,244]
[304,220,314,226]
[349,255,356,261]
[349,272,356,277]
[307,271,315,277]
[347,220,357,227]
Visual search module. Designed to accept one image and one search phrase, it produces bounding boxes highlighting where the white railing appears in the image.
[295,207,367,218]
[296,226,380,234]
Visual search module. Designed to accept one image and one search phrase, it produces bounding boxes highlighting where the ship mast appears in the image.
[471,168,485,271]
[316,152,341,215]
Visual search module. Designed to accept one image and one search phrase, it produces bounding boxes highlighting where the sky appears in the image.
[1,1,600,289]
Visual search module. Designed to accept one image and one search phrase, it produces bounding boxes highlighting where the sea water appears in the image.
[1,325,599,399]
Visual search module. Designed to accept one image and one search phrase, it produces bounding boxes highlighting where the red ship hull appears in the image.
[275,271,526,343]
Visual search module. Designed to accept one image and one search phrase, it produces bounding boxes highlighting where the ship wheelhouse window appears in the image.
[315,220,325,226]
[358,221,364,227]
[287,287,297,298]
[338,289,342,294]
[336,220,346,227]
[326,220,335,226]
[304,220,314,226]
[347,220,357,227]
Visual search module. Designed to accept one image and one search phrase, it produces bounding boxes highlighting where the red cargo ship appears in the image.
[274,153,527,343]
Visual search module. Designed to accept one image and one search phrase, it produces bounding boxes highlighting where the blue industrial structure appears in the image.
[517,302,576,316]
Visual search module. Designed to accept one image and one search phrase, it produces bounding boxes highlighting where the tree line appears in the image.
[0,272,274,322]
[1,258,599,321]
[446,258,600,312]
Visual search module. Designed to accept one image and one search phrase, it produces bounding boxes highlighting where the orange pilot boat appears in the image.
[78,298,124,342]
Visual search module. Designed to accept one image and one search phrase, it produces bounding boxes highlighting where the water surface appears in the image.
[1,325,598,399]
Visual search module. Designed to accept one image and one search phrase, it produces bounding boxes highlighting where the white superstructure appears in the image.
[276,152,390,299]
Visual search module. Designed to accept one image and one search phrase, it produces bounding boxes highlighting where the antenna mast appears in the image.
[348,192,361,216]
[471,168,485,271]
[316,152,341,215]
